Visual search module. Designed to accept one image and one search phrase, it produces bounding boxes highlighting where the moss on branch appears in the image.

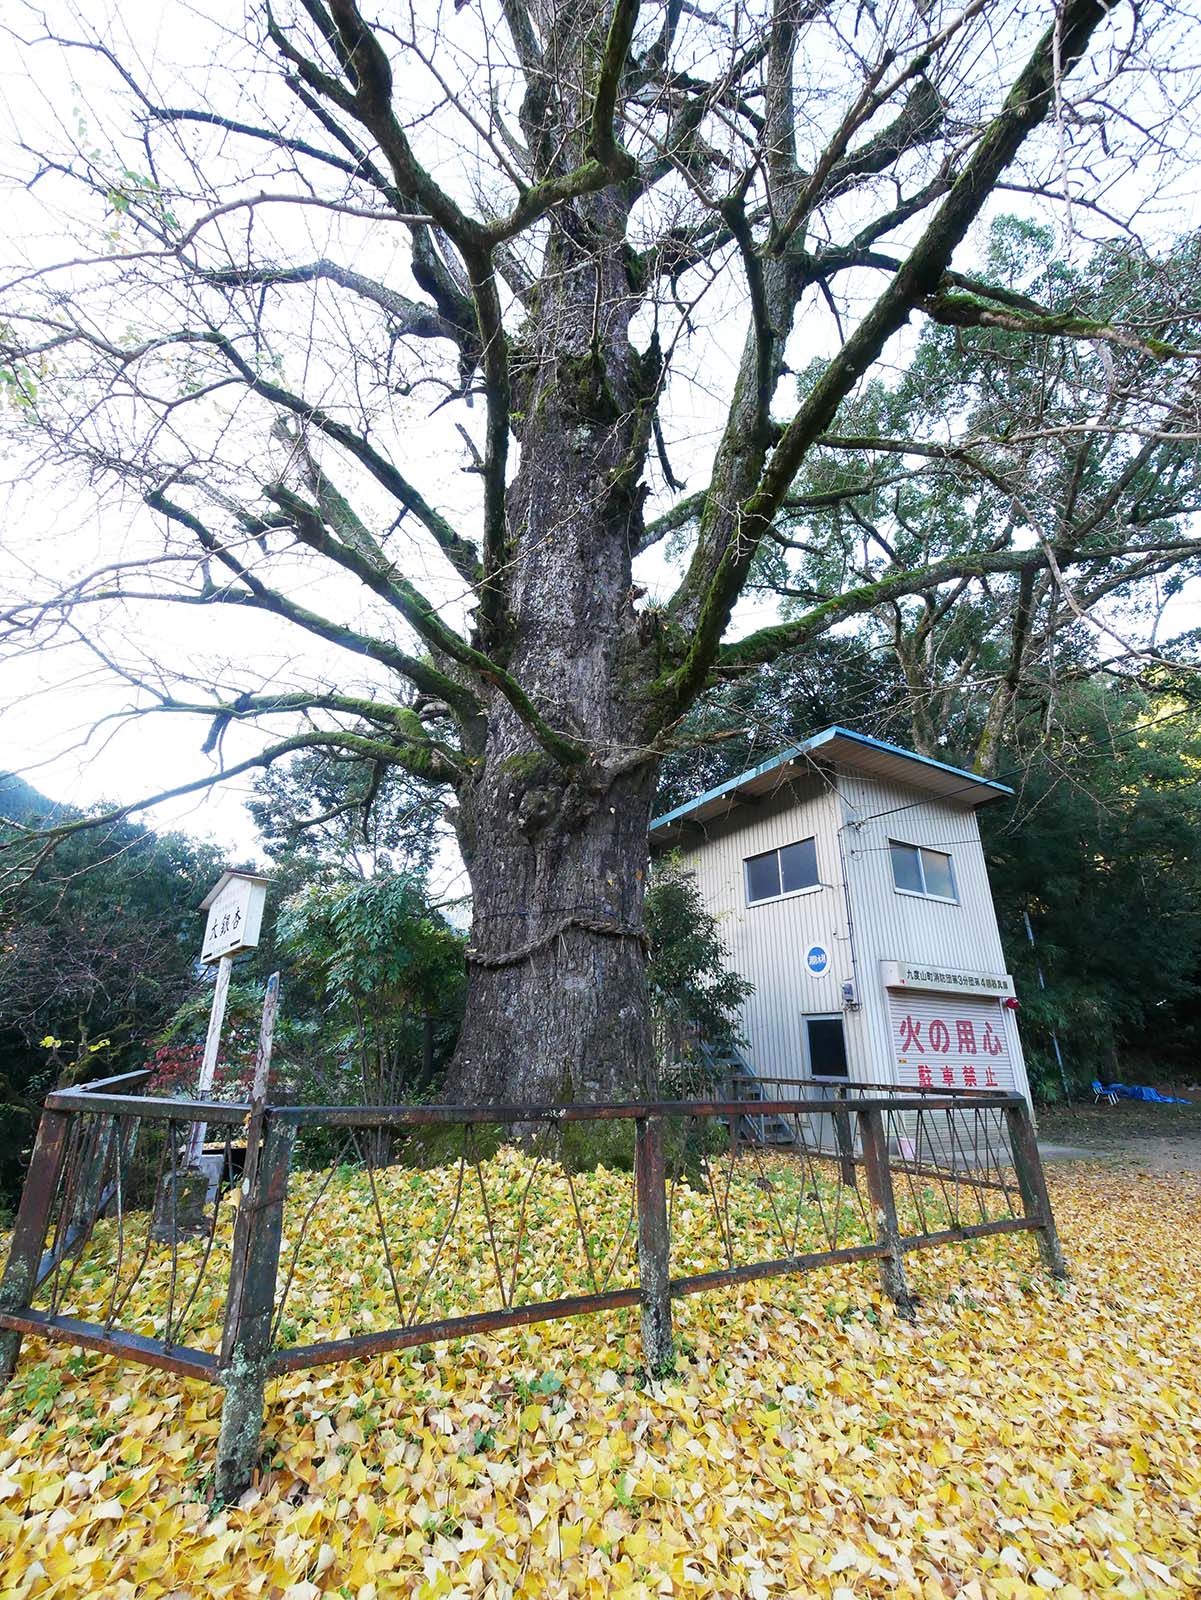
[921,291,1188,360]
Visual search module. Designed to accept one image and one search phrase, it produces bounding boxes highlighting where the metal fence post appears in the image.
[213,1112,295,1503]
[1003,1099,1069,1281]
[834,1085,857,1188]
[858,1107,915,1316]
[634,1115,674,1378]
[0,1109,71,1387]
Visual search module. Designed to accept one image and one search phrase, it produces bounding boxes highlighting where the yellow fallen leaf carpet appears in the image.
[1,1161,1198,1599]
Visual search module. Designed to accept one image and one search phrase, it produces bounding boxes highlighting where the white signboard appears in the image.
[200,872,268,965]
[880,960,1015,999]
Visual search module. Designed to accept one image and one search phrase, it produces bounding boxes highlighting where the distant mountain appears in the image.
[0,772,73,826]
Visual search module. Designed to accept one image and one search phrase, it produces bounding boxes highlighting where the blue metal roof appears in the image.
[650,725,1012,837]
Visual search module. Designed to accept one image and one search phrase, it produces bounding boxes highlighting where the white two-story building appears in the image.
[649,726,1031,1108]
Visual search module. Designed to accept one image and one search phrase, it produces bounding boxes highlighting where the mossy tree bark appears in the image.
[445,160,663,1104]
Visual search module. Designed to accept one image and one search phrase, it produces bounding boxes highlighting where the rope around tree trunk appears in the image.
[465,915,648,968]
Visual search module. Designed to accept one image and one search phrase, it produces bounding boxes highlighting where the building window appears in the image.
[745,837,819,904]
[804,1015,849,1079]
[890,840,957,901]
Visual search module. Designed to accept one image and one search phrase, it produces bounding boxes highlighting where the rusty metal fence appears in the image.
[0,1070,1066,1501]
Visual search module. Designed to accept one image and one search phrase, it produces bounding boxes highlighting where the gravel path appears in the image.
[1037,1092,1201,1173]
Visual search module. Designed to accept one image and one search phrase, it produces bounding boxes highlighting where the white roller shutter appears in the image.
[888,989,1015,1093]
[886,989,1015,1168]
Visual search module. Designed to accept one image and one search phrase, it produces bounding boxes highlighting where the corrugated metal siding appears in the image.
[811,735,1005,805]
[834,771,1032,1109]
[838,773,1007,971]
[674,774,854,1087]
[668,759,1031,1118]
[888,990,1017,1093]
[888,1100,1015,1171]
[885,989,1017,1164]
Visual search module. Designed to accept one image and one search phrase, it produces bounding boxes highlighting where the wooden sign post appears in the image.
[184,871,269,1170]
[154,872,271,1238]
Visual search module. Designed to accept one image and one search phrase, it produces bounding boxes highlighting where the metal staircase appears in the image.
[694,1039,799,1147]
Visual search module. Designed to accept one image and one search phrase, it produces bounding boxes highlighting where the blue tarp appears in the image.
[1092,1080,1190,1104]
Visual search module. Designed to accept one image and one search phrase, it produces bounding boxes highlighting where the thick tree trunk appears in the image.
[446,181,661,1106]
[450,763,657,1105]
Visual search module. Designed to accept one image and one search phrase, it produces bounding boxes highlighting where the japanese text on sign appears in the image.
[880,960,1016,998]
[200,874,267,964]
[892,1004,1012,1091]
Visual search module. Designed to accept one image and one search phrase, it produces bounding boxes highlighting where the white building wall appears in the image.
[834,772,1031,1105]
[671,773,854,1086]
[663,761,1031,1109]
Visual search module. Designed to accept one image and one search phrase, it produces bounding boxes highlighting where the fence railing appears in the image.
[0,1073,1066,1502]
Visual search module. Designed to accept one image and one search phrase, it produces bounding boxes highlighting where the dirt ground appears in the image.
[1037,1089,1201,1173]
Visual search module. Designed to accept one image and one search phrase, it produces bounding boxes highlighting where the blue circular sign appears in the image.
[805,943,830,977]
